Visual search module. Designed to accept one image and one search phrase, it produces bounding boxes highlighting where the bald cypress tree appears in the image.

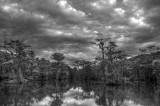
[1,39,31,83]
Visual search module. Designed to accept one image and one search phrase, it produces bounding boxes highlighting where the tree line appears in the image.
[0,34,160,84]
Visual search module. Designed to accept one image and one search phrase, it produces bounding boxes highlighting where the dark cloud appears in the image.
[136,0,160,28]
[69,0,132,26]
[139,0,160,10]
[29,34,93,63]
[18,33,92,55]
[145,8,160,28]
[127,27,158,44]
[0,8,45,35]
[110,17,129,26]
[123,0,160,46]
[10,0,86,25]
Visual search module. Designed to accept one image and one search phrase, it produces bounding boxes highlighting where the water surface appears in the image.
[0,82,160,106]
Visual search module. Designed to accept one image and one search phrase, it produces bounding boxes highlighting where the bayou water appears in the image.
[0,81,159,106]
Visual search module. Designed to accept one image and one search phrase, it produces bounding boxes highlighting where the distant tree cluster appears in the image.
[1,38,160,85]
[0,39,74,83]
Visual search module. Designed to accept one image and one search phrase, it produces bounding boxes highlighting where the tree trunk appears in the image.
[12,69,16,79]
[17,67,26,83]
[101,46,106,82]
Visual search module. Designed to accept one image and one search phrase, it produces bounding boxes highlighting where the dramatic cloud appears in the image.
[10,0,86,25]
[0,0,160,65]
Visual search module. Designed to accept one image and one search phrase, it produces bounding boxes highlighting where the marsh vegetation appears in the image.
[1,36,160,85]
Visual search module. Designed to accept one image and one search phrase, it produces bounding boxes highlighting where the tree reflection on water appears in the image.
[0,82,160,106]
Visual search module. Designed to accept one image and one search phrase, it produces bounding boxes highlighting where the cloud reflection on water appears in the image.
[31,87,144,106]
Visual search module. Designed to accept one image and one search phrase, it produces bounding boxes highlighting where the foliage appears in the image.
[51,53,65,62]
[1,38,160,85]
[0,39,32,82]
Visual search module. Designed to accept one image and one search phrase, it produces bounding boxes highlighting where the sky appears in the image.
[0,0,160,65]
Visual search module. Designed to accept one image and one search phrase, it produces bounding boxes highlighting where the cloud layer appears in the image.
[0,0,160,65]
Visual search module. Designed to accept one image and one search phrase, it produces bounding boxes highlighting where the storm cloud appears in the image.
[0,0,160,64]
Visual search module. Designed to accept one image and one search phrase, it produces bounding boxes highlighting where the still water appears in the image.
[0,81,160,106]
